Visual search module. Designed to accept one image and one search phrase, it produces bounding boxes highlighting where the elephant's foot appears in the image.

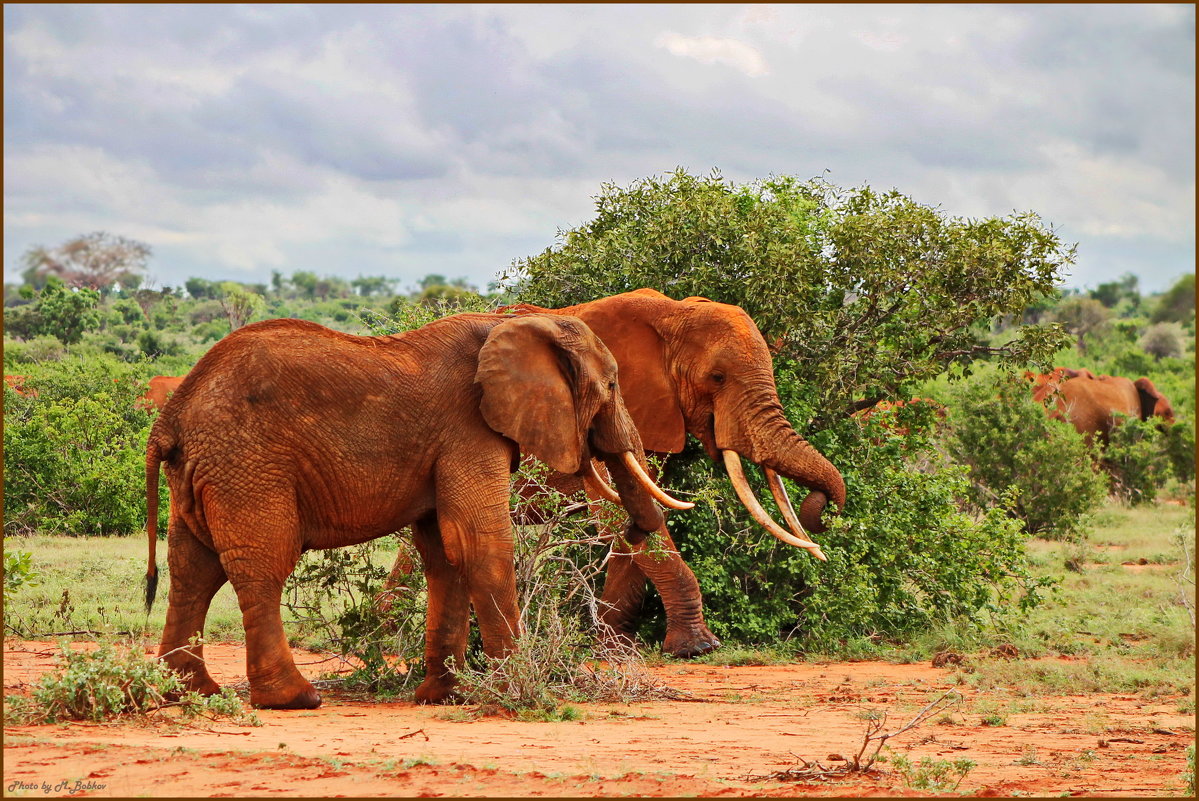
[249,680,322,710]
[414,676,457,705]
[663,622,722,659]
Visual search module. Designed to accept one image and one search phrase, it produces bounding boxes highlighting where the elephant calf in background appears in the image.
[1028,367,1176,443]
[384,288,847,658]
[144,313,687,708]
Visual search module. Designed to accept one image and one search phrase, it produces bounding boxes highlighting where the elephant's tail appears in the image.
[144,436,164,614]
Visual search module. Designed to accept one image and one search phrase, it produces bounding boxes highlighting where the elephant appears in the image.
[382,288,847,658]
[143,313,689,709]
[4,374,36,397]
[1027,368,1176,443]
[137,375,185,412]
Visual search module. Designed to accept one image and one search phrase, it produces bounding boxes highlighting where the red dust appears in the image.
[3,640,1192,797]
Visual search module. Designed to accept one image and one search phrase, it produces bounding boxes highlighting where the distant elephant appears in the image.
[144,314,686,709]
[850,398,947,438]
[1027,368,1176,443]
[4,374,36,397]
[383,288,847,658]
[137,375,186,412]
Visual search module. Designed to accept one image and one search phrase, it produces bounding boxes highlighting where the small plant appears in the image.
[3,640,260,726]
[1185,743,1195,796]
[1014,746,1041,766]
[980,713,1007,727]
[890,752,976,791]
[3,550,41,602]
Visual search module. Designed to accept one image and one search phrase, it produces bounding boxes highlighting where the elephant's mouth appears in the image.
[580,454,693,511]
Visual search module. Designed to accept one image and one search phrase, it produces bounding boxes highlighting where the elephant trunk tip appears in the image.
[799,490,831,534]
[144,566,158,614]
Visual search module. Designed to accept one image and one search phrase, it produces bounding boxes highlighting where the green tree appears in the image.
[218,282,266,330]
[503,169,1073,421]
[352,275,397,297]
[11,277,103,345]
[291,270,319,300]
[1054,296,1111,356]
[1151,274,1196,325]
[501,169,1074,644]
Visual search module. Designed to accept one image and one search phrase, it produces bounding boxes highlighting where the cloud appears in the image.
[653,32,769,77]
[2,4,1193,294]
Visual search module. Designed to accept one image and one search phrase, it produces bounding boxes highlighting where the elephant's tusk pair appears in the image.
[621,452,695,510]
[582,456,695,511]
[582,460,622,504]
[723,451,827,561]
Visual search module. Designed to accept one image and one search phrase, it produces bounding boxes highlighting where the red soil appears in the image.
[3,640,1192,797]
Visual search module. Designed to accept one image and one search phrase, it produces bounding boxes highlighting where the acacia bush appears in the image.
[945,370,1108,539]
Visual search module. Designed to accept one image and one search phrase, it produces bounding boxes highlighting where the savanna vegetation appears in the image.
[3,169,1194,717]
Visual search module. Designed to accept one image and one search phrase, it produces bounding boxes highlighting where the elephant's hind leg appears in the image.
[158,517,228,695]
[208,490,319,710]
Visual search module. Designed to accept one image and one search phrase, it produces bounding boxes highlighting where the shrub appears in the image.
[3,358,163,536]
[1140,322,1186,360]
[3,640,259,726]
[946,370,1109,540]
[3,550,41,602]
[658,404,1053,647]
[1103,416,1172,505]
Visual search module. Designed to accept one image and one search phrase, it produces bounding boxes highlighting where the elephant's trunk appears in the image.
[730,403,846,535]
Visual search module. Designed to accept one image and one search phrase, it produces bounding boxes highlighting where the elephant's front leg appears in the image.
[601,522,721,658]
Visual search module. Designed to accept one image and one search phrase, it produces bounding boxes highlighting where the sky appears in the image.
[4,4,1195,295]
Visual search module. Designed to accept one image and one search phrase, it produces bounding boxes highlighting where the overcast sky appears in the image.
[4,4,1194,295]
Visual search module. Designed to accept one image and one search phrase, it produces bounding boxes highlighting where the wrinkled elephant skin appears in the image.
[387,289,847,658]
[144,314,671,708]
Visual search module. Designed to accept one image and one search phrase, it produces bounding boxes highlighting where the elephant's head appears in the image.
[509,289,846,555]
[475,313,688,533]
[1134,377,1176,426]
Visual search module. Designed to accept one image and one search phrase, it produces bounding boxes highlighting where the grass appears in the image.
[2,533,404,646]
[4,500,1193,710]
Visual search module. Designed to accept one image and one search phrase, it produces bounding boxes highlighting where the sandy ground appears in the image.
[3,640,1193,797]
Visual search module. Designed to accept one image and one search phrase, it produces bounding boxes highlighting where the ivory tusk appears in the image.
[620,451,695,510]
[764,467,812,541]
[723,451,827,561]
[582,460,622,504]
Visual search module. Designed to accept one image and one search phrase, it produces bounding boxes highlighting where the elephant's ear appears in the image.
[476,315,586,474]
[577,297,686,453]
[1134,377,1171,421]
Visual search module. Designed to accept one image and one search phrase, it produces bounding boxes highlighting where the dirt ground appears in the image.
[3,640,1193,797]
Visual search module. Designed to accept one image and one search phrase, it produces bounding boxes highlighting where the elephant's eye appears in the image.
[711,372,726,385]
[608,381,616,391]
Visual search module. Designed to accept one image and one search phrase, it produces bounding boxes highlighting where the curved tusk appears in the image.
[620,451,695,510]
[764,467,811,541]
[581,460,622,504]
[723,451,826,561]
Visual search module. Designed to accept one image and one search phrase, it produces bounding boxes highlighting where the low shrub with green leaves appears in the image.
[1103,415,1173,505]
[3,640,260,726]
[655,401,1053,648]
[946,369,1109,540]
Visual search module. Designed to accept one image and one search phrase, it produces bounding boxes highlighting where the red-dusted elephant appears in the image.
[4,374,37,397]
[137,375,186,412]
[144,314,686,708]
[1026,367,1176,443]
[383,289,847,657]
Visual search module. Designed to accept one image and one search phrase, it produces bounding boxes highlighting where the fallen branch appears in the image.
[745,689,964,783]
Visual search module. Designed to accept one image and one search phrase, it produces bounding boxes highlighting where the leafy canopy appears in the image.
[501,168,1074,421]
